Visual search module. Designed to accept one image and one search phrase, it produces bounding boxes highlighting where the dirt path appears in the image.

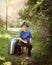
[4,53,34,65]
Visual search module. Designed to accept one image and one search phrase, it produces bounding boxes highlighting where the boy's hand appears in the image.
[30,38,32,44]
[19,38,27,43]
[24,41,27,44]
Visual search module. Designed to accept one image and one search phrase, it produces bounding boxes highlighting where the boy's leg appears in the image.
[27,44,32,56]
[21,46,24,54]
[22,43,32,56]
[17,45,21,55]
[17,42,24,55]
[16,42,22,56]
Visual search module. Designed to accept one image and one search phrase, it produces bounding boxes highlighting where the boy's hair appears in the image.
[21,22,29,27]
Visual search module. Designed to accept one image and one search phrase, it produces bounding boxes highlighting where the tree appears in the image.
[5,0,12,30]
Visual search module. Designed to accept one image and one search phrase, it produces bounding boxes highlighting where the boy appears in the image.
[17,22,32,57]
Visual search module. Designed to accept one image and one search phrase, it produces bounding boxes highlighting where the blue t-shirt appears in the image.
[20,31,32,42]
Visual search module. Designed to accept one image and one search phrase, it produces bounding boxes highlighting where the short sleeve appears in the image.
[29,32,32,38]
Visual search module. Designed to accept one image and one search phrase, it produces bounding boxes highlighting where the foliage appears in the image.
[19,0,52,64]
[9,22,21,28]
[19,0,52,43]
[19,0,50,42]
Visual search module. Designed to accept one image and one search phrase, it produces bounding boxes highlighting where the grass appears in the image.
[0,29,52,65]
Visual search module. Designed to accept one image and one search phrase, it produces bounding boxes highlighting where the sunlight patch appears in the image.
[0,56,5,61]
[3,62,12,65]
[4,34,11,39]
[0,34,11,39]
[0,34,2,38]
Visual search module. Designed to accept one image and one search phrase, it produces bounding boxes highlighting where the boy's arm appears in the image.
[19,38,27,43]
[30,38,32,43]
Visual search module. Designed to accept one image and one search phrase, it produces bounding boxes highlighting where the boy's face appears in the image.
[22,25,28,31]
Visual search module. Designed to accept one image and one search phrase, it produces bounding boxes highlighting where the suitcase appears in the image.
[8,39,19,55]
